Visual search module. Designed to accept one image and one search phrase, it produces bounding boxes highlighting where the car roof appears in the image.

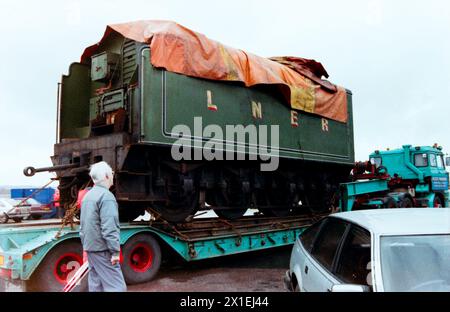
[331,208,450,236]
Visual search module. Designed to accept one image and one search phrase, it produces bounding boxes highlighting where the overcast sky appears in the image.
[0,0,449,187]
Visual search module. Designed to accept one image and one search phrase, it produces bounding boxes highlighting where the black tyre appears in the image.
[383,197,398,209]
[433,195,443,208]
[12,217,23,223]
[27,240,87,292]
[31,215,42,220]
[399,197,414,208]
[121,234,162,285]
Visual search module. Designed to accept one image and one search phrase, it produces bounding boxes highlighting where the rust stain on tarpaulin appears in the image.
[81,20,348,123]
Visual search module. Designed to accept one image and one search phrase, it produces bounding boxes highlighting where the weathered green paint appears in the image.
[140,49,354,164]
[91,52,120,82]
[60,63,92,140]
[59,33,130,141]
[60,32,354,164]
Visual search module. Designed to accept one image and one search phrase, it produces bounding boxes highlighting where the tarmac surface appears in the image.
[128,245,292,292]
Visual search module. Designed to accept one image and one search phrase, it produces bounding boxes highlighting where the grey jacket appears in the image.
[79,185,120,256]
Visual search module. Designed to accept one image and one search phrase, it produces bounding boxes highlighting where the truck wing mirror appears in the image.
[446,157,450,167]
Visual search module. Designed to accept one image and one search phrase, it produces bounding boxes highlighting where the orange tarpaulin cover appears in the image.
[82,20,348,123]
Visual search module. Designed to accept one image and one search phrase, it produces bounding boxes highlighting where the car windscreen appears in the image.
[380,234,450,292]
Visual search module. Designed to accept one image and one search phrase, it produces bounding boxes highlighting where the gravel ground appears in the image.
[128,245,292,292]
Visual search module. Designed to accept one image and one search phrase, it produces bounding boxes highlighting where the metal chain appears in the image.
[55,181,90,239]
[146,207,190,241]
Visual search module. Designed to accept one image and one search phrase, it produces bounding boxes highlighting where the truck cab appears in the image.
[339,145,450,211]
[369,145,449,197]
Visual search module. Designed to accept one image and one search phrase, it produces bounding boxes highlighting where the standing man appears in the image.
[79,161,127,292]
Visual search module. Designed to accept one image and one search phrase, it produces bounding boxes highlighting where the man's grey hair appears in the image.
[89,161,114,185]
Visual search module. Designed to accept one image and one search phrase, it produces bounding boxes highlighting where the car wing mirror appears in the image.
[445,157,450,167]
[331,284,371,292]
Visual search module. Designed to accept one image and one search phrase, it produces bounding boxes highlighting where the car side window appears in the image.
[310,218,348,272]
[335,225,371,286]
[300,219,325,252]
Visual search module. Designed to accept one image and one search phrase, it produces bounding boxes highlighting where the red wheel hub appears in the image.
[129,243,153,273]
[53,253,83,284]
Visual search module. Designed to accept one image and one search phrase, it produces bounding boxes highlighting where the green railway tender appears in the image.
[24,25,354,223]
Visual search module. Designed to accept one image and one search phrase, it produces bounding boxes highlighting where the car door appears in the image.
[334,224,372,289]
[302,217,349,292]
[296,218,326,291]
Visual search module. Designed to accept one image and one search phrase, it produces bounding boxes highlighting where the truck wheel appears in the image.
[121,234,162,285]
[27,240,87,292]
[400,197,413,208]
[433,195,443,208]
[383,197,398,209]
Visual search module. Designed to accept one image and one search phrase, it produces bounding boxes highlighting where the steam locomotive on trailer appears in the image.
[24,21,355,223]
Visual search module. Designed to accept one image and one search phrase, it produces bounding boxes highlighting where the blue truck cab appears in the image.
[340,145,450,211]
[370,145,449,194]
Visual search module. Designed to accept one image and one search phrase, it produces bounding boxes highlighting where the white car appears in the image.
[0,198,37,223]
[284,208,450,292]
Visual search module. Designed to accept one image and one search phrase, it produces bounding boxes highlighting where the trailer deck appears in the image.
[0,213,323,291]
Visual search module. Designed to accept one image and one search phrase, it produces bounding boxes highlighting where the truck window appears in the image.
[437,155,444,169]
[370,157,382,168]
[310,218,348,272]
[429,154,437,167]
[414,154,428,167]
[335,225,372,286]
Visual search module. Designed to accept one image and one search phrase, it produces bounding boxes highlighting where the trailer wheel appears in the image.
[433,195,443,208]
[28,240,87,292]
[121,234,161,285]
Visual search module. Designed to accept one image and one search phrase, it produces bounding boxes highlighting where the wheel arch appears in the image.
[120,229,185,263]
[290,272,299,291]
[291,264,304,291]
[25,236,83,281]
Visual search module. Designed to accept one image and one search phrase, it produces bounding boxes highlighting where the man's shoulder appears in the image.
[85,186,115,201]
[95,186,116,201]
[102,189,116,201]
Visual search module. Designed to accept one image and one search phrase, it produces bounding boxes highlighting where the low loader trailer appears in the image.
[0,214,320,292]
